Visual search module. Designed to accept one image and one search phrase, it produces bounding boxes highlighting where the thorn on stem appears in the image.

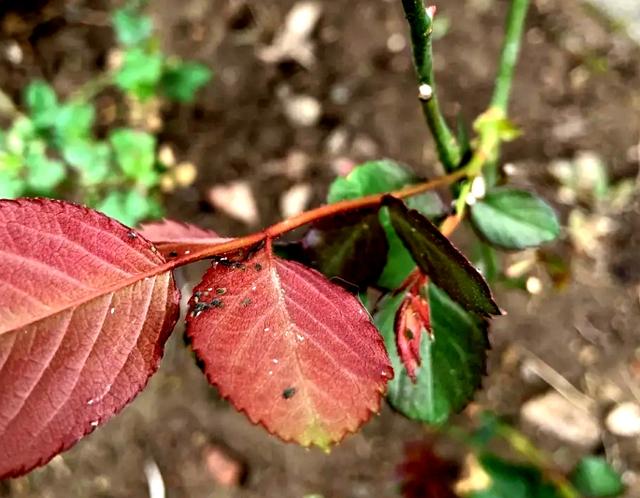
[426,5,437,20]
[470,176,486,200]
[418,83,433,101]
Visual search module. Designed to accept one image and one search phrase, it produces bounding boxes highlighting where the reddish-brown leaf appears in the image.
[138,219,231,258]
[0,199,180,478]
[395,293,431,382]
[186,243,393,449]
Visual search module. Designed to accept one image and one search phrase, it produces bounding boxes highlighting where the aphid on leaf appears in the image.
[282,387,296,399]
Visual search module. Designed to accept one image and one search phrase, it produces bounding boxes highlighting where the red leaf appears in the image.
[395,294,430,381]
[394,275,431,382]
[186,243,393,449]
[0,199,180,478]
[138,219,231,258]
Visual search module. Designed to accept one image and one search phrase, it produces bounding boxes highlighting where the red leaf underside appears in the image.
[0,199,179,478]
[186,244,393,449]
[137,219,230,258]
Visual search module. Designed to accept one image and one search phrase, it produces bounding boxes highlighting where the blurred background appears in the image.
[0,0,639,497]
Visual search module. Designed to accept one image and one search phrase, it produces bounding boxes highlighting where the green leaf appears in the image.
[302,209,388,290]
[470,188,560,250]
[24,80,58,128]
[0,168,25,198]
[0,150,23,173]
[113,7,153,46]
[24,142,66,192]
[328,159,416,203]
[95,190,162,226]
[375,284,488,424]
[115,47,164,100]
[570,456,624,497]
[472,241,500,283]
[54,102,95,143]
[327,160,444,288]
[109,128,156,183]
[62,140,111,185]
[468,454,563,498]
[161,61,212,102]
[6,117,36,154]
[385,196,500,316]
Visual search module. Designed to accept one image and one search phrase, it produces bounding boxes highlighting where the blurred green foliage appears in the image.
[0,0,212,226]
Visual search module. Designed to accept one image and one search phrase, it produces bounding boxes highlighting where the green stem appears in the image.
[469,0,530,186]
[491,0,530,112]
[401,0,461,172]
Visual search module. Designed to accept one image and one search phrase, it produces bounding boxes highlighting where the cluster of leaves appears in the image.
[398,414,624,498]
[300,160,559,426]
[0,0,565,483]
[0,1,211,226]
[112,1,212,102]
[0,155,559,478]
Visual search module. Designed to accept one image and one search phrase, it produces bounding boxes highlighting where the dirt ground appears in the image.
[1,0,640,496]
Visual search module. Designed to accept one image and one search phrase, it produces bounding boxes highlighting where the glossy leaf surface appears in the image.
[302,209,388,290]
[470,188,560,250]
[186,244,392,449]
[385,196,499,316]
[0,199,179,478]
[375,284,488,424]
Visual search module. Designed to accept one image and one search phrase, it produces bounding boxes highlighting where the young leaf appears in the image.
[161,61,212,102]
[54,102,95,143]
[138,219,231,258]
[113,7,153,46]
[24,80,58,129]
[0,199,180,478]
[375,284,488,424]
[109,128,156,182]
[570,456,624,497]
[327,159,444,288]
[394,281,431,381]
[24,146,66,193]
[302,209,388,290]
[95,190,162,226]
[468,453,563,498]
[62,140,111,185]
[186,243,393,449]
[115,47,164,100]
[470,188,560,250]
[385,197,500,316]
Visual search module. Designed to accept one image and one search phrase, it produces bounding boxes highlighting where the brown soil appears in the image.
[1,0,640,497]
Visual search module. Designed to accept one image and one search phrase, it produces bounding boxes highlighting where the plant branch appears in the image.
[401,1,461,172]
[166,169,467,268]
[491,0,530,113]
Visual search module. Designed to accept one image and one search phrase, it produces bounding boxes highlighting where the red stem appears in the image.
[166,168,466,269]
